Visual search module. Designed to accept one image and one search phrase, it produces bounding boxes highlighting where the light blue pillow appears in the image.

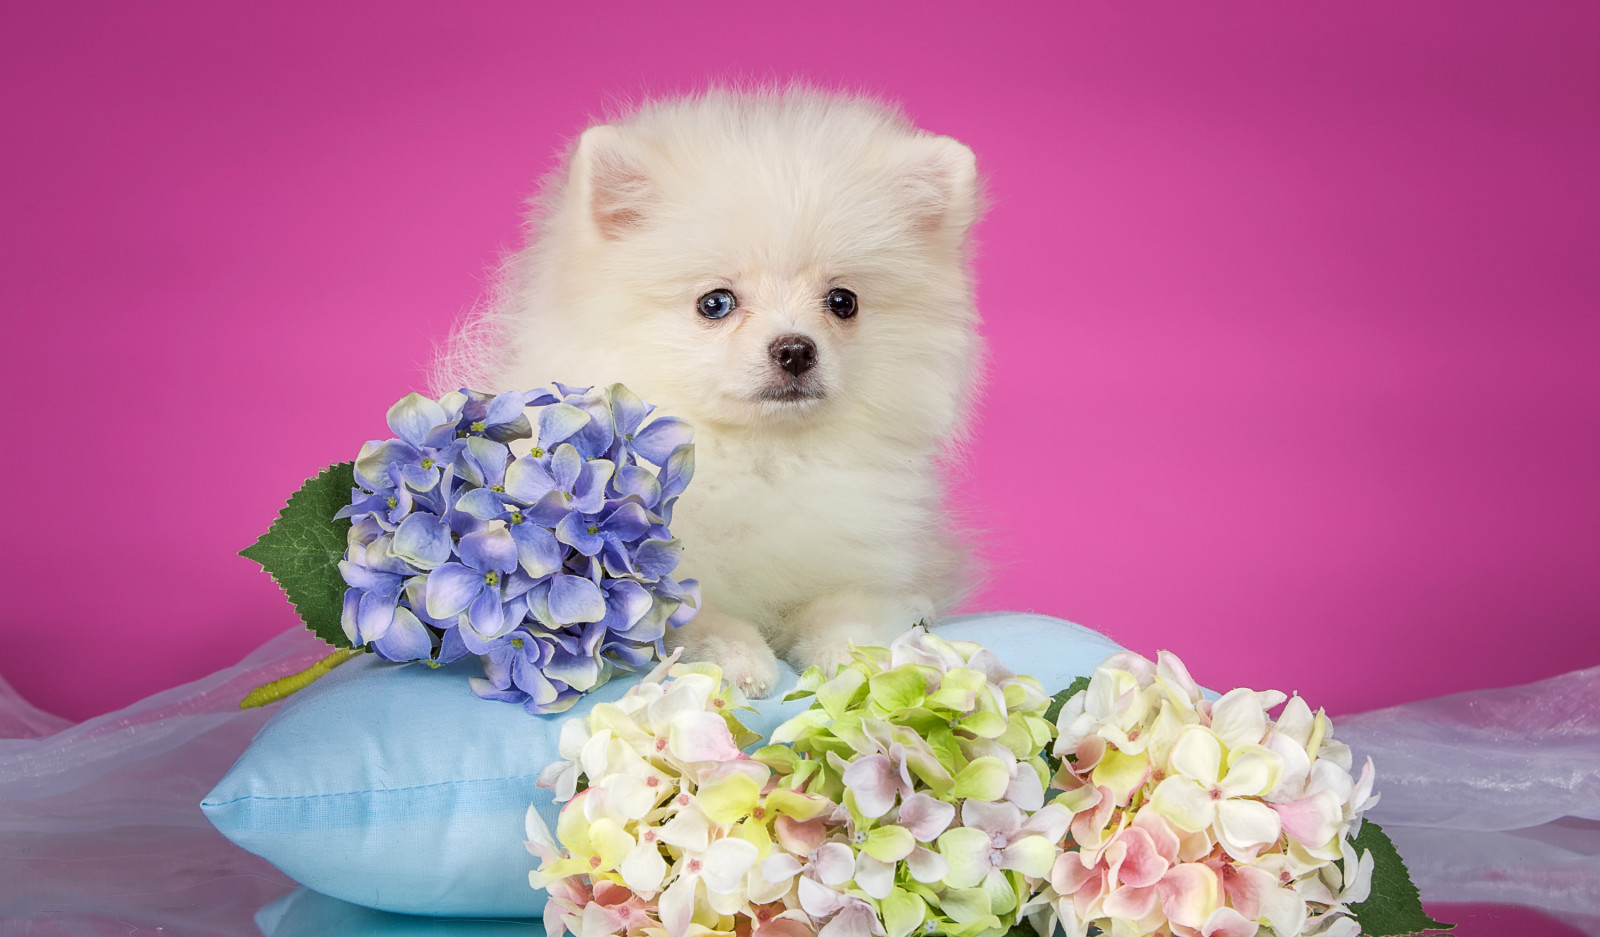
[204,612,1125,918]
[257,887,542,936]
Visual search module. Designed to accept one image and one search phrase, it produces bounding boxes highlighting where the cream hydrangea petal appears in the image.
[1148,775,1217,833]
[620,840,668,894]
[1262,729,1311,802]
[608,773,665,821]
[658,804,714,852]
[699,836,760,893]
[1218,745,1282,799]
[1169,727,1223,786]
[1209,689,1268,750]
[588,817,634,871]
[761,852,803,884]
[658,874,698,937]
[1215,799,1282,859]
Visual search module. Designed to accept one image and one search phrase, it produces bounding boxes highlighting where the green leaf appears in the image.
[1348,820,1454,936]
[1044,676,1091,726]
[240,462,357,649]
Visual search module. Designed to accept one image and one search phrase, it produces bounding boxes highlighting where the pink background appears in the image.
[3,2,1596,723]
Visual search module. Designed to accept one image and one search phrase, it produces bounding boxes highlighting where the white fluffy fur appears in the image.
[437,89,984,696]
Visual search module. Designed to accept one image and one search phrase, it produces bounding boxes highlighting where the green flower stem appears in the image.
[241,647,362,709]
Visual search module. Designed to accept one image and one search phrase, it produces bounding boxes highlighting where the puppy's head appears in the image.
[510,91,983,441]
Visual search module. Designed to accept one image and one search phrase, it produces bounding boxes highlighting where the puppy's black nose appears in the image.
[769,334,818,376]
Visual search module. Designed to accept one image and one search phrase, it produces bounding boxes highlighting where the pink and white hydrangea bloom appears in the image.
[1037,650,1379,937]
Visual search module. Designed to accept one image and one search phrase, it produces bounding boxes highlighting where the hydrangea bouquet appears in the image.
[240,383,699,712]
[240,383,1447,935]
[525,632,1450,937]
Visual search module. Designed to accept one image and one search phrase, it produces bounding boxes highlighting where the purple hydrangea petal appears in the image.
[608,383,652,439]
[338,560,401,593]
[570,460,615,514]
[630,417,693,466]
[633,539,684,581]
[453,487,509,521]
[355,579,402,642]
[386,393,448,448]
[610,464,662,508]
[601,502,652,541]
[372,607,434,662]
[549,444,583,492]
[524,686,582,715]
[355,439,420,490]
[509,522,562,578]
[340,589,361,645]
[424,563,482,619]
[503,457,556,503]
[555,512,605,557]
[390,513,453,569]
[547,574,606,624]
[400,462,440,492]
[465,584,510,640]
[603,641,656,669]
[525,491,574,528]
[484,390,530,431]
[537,404,591,450]
[544,647,602,692]
[604,579,653,630]
[511,655,562,706]
[465,437,511,488]
[470,678,527,704]
[659,443,695,501]
[458,529,518,574]
[435,625,470,664]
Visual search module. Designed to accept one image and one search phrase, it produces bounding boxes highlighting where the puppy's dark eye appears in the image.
[826,288,858,320]
[696,289,737,320]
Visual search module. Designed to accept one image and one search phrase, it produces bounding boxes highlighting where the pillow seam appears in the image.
[202,771,545,807]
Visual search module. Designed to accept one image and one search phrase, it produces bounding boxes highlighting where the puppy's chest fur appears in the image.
[670,429,942,625]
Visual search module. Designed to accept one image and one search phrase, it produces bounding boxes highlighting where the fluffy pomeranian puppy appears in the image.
[440,88,983,696]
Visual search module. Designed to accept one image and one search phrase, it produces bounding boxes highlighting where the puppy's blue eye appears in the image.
[826,288,858,319]
[697,289,737,320]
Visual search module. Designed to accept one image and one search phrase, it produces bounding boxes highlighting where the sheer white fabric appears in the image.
[1340,664,1600,934]
[2,627,1596,935]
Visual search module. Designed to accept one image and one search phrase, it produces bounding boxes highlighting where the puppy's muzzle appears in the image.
[769,334,818,376]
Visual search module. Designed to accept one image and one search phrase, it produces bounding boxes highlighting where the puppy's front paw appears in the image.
[711,637,783,700]
[671,631,782,699]
[786,639,854,677]
[783,590,934,677]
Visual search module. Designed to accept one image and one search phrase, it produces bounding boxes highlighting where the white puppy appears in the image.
[439,89,983,696]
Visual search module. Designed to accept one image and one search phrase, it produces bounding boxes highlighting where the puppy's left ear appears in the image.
[903,135,982,238]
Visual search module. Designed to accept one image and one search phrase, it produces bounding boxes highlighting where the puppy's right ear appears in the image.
[568,125,651,240]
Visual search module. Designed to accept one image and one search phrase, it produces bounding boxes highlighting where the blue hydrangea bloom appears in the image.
[334,383,699,713]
